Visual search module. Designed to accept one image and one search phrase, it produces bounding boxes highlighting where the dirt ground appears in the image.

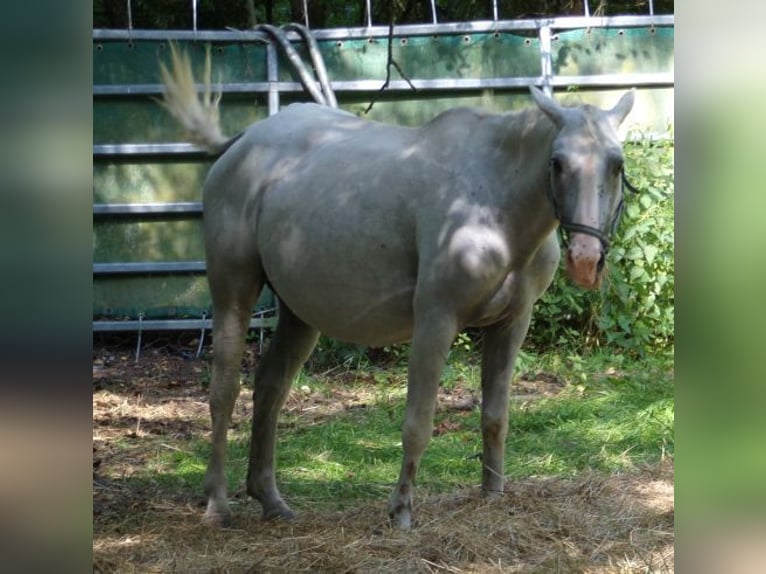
[93,334,674,573]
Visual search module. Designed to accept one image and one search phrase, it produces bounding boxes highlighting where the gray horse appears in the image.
[160,46,634,529]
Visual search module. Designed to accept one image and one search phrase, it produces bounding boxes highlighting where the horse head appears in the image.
[530,86,635,290]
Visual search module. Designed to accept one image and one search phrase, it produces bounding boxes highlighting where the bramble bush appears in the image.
[527,134,674,355]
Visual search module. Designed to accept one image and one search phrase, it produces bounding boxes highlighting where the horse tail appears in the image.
[158,42,234,155]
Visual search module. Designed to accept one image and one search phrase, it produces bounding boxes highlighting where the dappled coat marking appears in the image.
[159,45,634,529]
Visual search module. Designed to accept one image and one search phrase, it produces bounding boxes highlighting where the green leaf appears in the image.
[643,245,659,263]
[617,315,633,334]
[629,266,647,281]
[625,246,643,260]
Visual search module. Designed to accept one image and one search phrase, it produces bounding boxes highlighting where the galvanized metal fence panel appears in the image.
[93,15,673,333]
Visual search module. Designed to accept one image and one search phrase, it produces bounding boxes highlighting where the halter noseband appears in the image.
[547,168,639,254]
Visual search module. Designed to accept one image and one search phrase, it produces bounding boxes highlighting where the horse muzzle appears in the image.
[565,233,605,290]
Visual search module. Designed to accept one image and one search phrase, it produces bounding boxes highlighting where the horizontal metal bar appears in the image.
[93,316,276,332]
[93,202,203,216]
[95,79,513,97]
[93,143,208,157]
[549,72,673,88]
[94,82,271,96]
[94,261,206,275]
[95,72,673,99]
[93,15,673,43]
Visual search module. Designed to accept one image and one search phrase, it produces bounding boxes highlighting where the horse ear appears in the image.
[608,89,635,128]
[529,86,565,128]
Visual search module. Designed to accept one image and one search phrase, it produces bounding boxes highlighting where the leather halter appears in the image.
[547,168,639,254]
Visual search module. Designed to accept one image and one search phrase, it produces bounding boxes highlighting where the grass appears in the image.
[93,342,674,572]
[133,347,673,512]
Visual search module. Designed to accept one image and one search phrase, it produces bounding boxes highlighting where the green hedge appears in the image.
[527,135,674,355]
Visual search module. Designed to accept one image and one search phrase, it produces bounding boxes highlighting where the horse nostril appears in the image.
[596,251,605,273]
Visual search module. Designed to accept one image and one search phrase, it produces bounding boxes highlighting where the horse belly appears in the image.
[258,204,418,347]
[268,259,416,346]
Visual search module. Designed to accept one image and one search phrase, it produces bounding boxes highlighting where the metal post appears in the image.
[303,0,310,27]
[648,0,655,16]
[365,0,372,27]
[492,0,498,21]
[584,0,590,18]
[195,311,207,358]
[538,26,553,97]
[266,42,279,115]
[430,0,437,24]
[135,312,144,362]
[192,0,197,32]
[257,310,266,355]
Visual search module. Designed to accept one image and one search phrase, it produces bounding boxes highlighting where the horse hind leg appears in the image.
[246,300,319,520]
[203,268,263,528]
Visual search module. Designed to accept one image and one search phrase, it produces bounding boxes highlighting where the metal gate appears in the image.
[93,10,674,335]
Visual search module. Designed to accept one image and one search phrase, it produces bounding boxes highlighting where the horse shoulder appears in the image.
[461,232,561,327]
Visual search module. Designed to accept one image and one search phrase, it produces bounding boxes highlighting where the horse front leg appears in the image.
[480,309,533,496]
[388,310,459,529]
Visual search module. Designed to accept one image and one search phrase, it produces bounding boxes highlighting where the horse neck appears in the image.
[489,108,558,258]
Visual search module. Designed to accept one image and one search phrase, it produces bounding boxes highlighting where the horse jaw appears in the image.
[565,234,604,290]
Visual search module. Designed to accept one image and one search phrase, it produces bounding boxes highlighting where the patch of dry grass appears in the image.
[93,340,673,573]
[94,460,673,573]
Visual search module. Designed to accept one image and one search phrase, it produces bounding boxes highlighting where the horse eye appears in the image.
[550,156,563,173]
[611,157,624,177]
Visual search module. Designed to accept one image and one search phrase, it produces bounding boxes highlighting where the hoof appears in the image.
[481,482,505,499]
[481,488,504,499]
[202,510,233,529]
[388,505,413,530]
[262,501,296,522]
[389,511,412,529]
[203,497,233,528]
